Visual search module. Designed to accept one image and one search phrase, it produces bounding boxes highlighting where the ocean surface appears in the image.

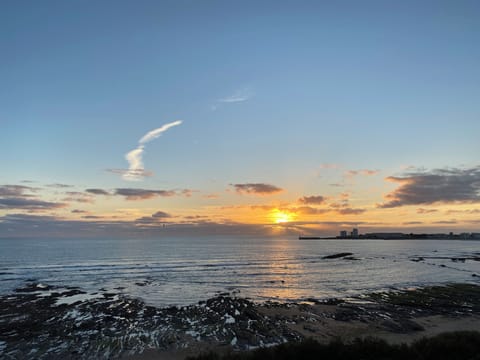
[1,237,479,307]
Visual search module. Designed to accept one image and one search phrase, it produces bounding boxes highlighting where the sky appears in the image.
[1,0,479,238]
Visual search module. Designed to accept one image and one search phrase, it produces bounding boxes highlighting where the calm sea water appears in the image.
[0,237,479,306]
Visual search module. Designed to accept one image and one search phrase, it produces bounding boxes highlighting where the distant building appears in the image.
[352,228,359,238]
[340,230,347,238]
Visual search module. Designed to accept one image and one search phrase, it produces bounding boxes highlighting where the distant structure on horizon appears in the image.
[339,228,359,239]
[336,230,480,240]
[300,230,480,241]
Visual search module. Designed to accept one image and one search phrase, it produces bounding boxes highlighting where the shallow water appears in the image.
[0,237,478,306]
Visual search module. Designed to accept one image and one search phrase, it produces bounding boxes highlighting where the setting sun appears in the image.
[272,210,293,224]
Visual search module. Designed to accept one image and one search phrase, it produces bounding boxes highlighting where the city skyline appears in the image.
[1,1,480,238]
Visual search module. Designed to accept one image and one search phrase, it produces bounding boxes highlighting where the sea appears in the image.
[0,237,479,307]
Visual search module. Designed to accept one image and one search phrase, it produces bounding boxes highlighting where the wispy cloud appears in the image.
[0,198,66,211]
[114,188,176,200]
[0,185,38,197]
[46,183,74,188]
[344,169,379,177]
[336,207,366,215]
[212,88,254,110]
[433,220,457,224]
[0,184,64,211]
[138,121,183,144]
[120,121,183,181]
[61,191,95,204]
[445,209,480,215]
[417,208,438,214]
[320,163,342,169]
[231,183,283,196]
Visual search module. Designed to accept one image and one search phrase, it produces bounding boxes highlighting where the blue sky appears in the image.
[1,1,479,237]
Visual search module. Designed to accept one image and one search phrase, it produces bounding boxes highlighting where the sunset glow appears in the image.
[0,2,479,238]
[272,211,293,224]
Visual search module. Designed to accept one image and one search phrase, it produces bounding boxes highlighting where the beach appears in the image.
[1,238,479,358]
[1,282,479,359]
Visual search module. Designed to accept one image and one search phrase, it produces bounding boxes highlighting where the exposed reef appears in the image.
[0,283,479,359]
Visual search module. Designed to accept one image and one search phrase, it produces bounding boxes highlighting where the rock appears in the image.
[303,324,317,333]
[322,252,354,259]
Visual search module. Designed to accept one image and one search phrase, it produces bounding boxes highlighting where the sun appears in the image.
[272,210,293,224]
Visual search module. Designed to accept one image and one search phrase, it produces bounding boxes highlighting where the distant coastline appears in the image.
[299,231,480,240]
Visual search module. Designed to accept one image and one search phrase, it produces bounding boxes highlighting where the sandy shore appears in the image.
[125,283,480,360]
[128,315,480,360]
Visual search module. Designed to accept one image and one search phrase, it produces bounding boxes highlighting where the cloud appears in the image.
[433,220,458,224]
[86,188,111,195]
[329,200,349,208]
[445,209,480,215]
[82,215,103,219]
[0,185,37,197]
[0,184,64,211]
[250,205,277,211]
[138,121,183,144]
[1,213,59,223]
[417,208,438,214]
[71,209,87,213]
[211,88,254,111]
[114,188,176,200]
[203,193,219,199]
[152,211,172,219]
[298,195,326,205]
[289,206,330,215]
[106,168,154,178]
[403,221,423,225]
[231,183,283,195]
[121,121,182,181]
[180,189,194,197]
[378,166,480,208]
[336,208,366,215]
[218,89,254,104]
[135,210,172,224]
[46,183,73,188]
[80,187,192,201]
[345,169,379,177]
[0,198,65,210]
[184,215,209,220]
[62,191,95,204]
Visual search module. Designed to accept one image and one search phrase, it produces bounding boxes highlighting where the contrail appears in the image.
[123,121,182,181]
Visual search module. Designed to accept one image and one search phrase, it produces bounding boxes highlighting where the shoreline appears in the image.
[1,283,480,359]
